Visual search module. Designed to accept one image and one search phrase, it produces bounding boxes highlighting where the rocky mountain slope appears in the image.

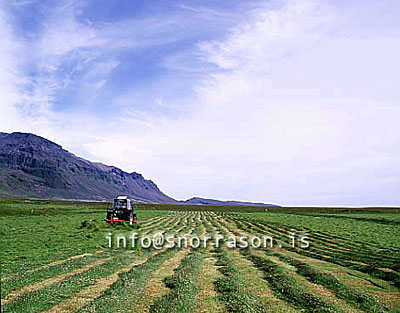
[0,132,277,206]
[0,132,177,203]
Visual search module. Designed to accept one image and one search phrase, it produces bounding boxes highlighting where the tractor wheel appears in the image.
[121,211,132,222]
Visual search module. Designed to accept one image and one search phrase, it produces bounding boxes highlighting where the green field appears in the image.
[1,198,399,313]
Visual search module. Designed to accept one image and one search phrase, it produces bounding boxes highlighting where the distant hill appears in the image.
[0,132,177,203]
[183,197,278,207]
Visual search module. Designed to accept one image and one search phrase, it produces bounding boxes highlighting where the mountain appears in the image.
[0,132,278,206]
[0,132,177,203]
[183,197,278,207]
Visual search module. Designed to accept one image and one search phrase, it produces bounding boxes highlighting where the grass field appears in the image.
[1,198,399,313]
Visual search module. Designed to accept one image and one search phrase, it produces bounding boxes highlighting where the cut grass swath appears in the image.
[228,216,400,288]
[241,248,343,313]
[284,246,400,288]
[1,251,108,300]
[77,248,178,313]
[149,250,204,313]
[2,252,135,313]
[214,247,269,313]
[271,251,397,313]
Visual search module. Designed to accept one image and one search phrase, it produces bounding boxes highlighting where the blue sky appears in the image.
[1,0,400,205]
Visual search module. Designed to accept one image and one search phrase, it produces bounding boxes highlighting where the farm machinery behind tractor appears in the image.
[93,195,137,225]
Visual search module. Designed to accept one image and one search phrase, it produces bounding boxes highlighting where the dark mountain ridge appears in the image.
[0,132,176,203]
[0,132,277,206]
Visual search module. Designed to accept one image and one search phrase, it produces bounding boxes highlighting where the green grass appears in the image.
[3,251,136,313]
[241,248,343,313]
[226,214,400,288]
[1,198,399,312]
[77,248,178,313]
[1,251,107,298]
[232,211,400,249]
[0,199,169,278]
[271,251,395,313]
[214,247,269,313]
[150,250,204,313]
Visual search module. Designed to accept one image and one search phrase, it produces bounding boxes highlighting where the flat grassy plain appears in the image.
[1,198,399,313]
[232,211,400,249]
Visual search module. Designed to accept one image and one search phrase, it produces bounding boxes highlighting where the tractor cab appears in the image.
[113,197,132,210]
[106,196,137,224]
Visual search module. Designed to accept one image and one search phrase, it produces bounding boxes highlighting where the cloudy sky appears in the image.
[1,0,399,206]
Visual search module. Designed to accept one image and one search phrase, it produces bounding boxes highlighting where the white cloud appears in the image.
[88,0,399,206]
[198,0,333,71]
